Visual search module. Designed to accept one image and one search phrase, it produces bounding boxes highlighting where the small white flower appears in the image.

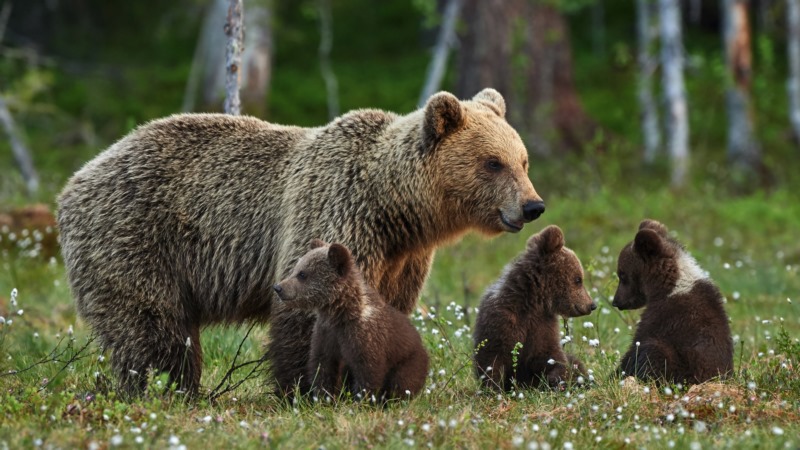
[636,341,641,347]
[16,309,23,316]
[614,327,620,334]
[486,366,493,372]
[664,387,673,395]
[185,337,192,347]
[67,325,74,336]
[10,288,18,306]
[547,359,556,365]
[582,322,594,328]
[747,381,757,390]
[772,426,784,435]
[135,436,144,444]
[129,369,139,376]
[168,435,180,446]
[110,435,123,446]
[588,339,600,347]
[732,291,740,300]
[0,317,5,325]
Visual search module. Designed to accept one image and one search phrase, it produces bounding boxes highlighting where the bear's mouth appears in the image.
[499,211,523,232]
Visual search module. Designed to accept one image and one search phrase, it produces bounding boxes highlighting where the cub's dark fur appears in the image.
[612,219,734,384]
[473,225,596,391]
[274,240,429,400]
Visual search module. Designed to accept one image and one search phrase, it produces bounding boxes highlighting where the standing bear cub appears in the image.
[56,88,544,395]
[273,239,429,401]
[473,225,596,391]
[612,219,734,384]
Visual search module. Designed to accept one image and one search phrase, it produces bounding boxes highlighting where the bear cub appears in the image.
[273,239,429,401]
[473,225,596,391]
[612,219,734,384]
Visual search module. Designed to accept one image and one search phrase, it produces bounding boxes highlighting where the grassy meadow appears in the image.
[2,2,800,448]
[1,155,799,449]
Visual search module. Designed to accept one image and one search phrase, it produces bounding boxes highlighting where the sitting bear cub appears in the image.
[273,239,429,401]
[473,225,596,391]
[612,219,734,384]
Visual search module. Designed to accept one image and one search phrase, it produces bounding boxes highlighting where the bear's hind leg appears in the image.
[267,308,317,397]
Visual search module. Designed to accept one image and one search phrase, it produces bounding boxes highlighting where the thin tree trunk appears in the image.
[788,0,800,144]
[0,97,39,195]
[318,0,339,120]
[183,0,227,112]
[723,0,761,174]
[241,0,272,117]
[592,0,606,58]
[689,0,702,24]
[659,0,689,188]
[638,0,661,163]
[418,0,463,107]
[224,0,243,115]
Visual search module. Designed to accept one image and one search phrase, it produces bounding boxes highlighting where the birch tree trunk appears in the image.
[224,0,243,115]
[318,0,339,120]
[418,0,463,107]
[241,1,272,117]
[723,0,761,174]
[788,0,800,144]
[659,0,689,188]
[637,0,661,163]
[0,97,39,195]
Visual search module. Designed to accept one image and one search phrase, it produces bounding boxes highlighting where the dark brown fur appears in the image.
[473,225,595,391]
[613,219,734,384]
[57,89,542,396]
[274,240,429,401]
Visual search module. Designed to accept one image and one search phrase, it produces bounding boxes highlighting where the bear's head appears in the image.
[273,239,355,311]
[612,219,690,310]
[422,88,544,236]
[525,225,596,317]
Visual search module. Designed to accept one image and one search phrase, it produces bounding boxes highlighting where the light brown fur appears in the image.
[56,89,543,395]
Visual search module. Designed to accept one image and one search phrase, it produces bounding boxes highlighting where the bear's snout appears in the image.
[590,302,597,311]
[273,284,284,299]
[522,201,545,222]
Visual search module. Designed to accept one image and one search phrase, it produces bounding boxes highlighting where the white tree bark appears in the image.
[723,0,761,171]
[0,97,39,195]
[637,0,661,163]
[224,0,244,115]
[418,0,463,108]
[241,1,272,116]
[789,0,800,144]
[659,0,689,188]
[318,0,339,120]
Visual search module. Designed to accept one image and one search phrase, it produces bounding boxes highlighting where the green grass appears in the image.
[1,163,799,448]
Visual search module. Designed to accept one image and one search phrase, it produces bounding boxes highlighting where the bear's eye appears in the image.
[485,159,504,172]
[297,271,307,281]
[574,276,582,286]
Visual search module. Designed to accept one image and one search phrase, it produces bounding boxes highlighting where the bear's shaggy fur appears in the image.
[273,239,429,401]
[57,89,543,395]
[473,225,596,391]
[612,219,734,384]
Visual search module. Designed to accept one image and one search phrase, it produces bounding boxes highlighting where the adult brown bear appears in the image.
[57,89,544,395]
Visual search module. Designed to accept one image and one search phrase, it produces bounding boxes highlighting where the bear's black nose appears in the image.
[590,303,597,311]
[522,201,545,222]
[273,284,282,294]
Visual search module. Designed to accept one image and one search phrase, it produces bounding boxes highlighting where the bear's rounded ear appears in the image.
[309,238,327,250]
[638,219,669,237]
[530,225,564,255]
[633,229,667,259]
[472,88,506,118]
[423,92,465,151]
[327,243,354,278]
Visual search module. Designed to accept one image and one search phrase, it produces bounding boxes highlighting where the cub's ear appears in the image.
[633,229,668,259]
[638,219,669,237]
[472,88,506,118]
[528,225,565,255]
[309,238,327,250]
[423,92,465,150]
[327,243,354,278]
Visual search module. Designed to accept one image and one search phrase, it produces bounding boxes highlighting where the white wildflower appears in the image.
[547,359,556,365]
[110,435,123,446]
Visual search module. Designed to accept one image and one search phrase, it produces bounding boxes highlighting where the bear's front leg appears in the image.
[267,307,317,397]
[307,325,343,400]
[376,251,433,315]
[619,339,679,383]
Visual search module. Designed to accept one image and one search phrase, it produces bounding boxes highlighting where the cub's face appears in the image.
[527,225,596,317]
[612,219,677,310]
[272,240,353,311]
[612,242,648,310]
[423,89,544,236]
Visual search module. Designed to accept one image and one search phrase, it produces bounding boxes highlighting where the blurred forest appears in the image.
[1,0,799,202]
